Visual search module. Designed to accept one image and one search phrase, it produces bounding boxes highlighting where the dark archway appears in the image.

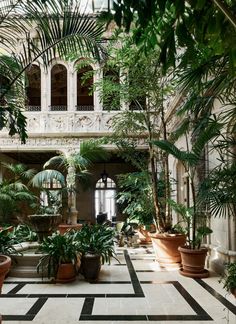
[51,64,67,110]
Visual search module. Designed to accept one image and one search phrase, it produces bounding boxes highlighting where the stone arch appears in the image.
[51,63,67,110]
[25,64,41,110]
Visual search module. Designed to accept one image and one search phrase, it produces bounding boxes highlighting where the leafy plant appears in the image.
[37,231,80,279]
[74,224,117,264]
[13,225,37,243]
[116,171,154,225]
[153,118,221,248]
[0,228,20,256]
[220,262,236,295]
[0,163,37,223]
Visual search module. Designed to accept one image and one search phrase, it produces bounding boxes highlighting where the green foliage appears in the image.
[0,228,20,256]
[168,200,212,249]
[74,224,117,264]
[37,231,80,279]
[13,224,37,243]
[0,163,37,223]
[220,262,236,293]
[116,172,154,225]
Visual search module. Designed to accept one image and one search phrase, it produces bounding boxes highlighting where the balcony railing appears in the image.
[25,105,41,111]
[76,105,94,111]
[50,105,67,111]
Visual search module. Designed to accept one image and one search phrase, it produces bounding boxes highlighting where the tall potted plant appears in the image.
[153,118,221,277]
[96,35,186,265]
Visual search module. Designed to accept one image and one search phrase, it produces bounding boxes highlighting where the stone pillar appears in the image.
[66,165,78,225]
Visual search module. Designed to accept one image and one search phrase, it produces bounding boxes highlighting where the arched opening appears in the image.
[95,177,116,222]
[76,65,94,111]
[103,68,120,110]
[25,65,41,111]
[51,64,67,111]
[40,178,62,213]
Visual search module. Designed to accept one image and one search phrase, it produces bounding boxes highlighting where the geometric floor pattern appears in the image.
[1,246,236,323]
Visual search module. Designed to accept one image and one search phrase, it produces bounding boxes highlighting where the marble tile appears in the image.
[0,298,37,315]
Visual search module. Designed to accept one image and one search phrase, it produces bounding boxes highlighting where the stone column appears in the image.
[66,165,78,225]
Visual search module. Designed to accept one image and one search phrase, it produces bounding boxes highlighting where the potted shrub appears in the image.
[220,262,236,298]
[74,224,117,282]
[153,119,221,277]
[37,231,80,283]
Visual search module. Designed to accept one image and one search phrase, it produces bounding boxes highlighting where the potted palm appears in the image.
[37,231,80,283]
[74,224,117,282]
[153,118,221,277]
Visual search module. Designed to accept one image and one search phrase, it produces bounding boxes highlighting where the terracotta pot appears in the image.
[230,287,236,298]
[58,224,82,235]
[56,263,77,283]
[80,253,101,282]
[151,234,186,265]
[178,246,209,278]
[0,255,11,293]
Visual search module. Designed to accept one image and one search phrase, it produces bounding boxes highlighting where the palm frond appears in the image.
[152,140,198,167]
[30,169,65,188]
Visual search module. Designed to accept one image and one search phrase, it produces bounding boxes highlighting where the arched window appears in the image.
[40,178,62,210]
[51,64,67,111]
[25,65,41,111]
[76,65,94,111]
[103,68,120,110]
[95,177,116,221]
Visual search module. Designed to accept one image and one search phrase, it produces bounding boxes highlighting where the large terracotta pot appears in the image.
[151,234,186,265]
[0,255,11,293]
[80,253,101,282]
[56,263,77,283]
[178,246,209,278]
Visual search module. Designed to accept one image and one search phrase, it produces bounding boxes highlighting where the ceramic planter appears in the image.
[151,233,186,266]
[0,255,11,293]
[80,253,101,282]
[178,246,209,278]
[56,263,77,283]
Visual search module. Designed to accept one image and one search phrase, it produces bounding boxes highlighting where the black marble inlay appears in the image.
[136,270,155,272]
[195,278,236,315]
[7,283,26,294]
[124,250,145,297]
[81,297,94,315]
[26,297,47,315]
[173,281,212,319]
[90,280,131,284]
[80,315,147,321]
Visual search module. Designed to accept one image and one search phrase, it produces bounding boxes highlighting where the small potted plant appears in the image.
[74,224,118,282]
[37,231,80,283]
[220,262,236,298]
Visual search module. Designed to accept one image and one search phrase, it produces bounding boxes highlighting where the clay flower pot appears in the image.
[151,233,186,266]
[178,246,209,278]
[0,255,11,293]
[56,263,77,283]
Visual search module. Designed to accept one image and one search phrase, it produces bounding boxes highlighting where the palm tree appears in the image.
[31,140,109,224]
[0,163,37,224]
[0,0,106,142]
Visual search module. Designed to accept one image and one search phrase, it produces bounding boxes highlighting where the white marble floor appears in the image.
[1,246,236,324]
